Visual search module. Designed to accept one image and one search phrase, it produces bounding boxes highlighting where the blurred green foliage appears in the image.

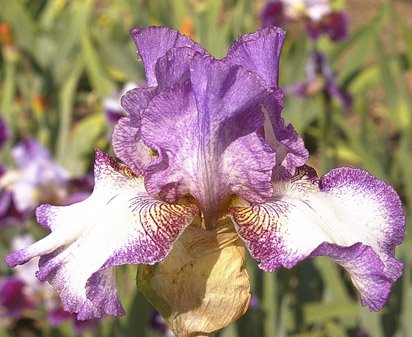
[0,0,411,336]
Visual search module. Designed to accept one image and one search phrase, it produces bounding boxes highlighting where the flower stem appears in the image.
[319,90,337,173]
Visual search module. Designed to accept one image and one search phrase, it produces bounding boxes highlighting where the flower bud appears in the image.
[137,221,250,337]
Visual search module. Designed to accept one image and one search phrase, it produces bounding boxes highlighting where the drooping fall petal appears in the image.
[6,151,198,319]
[230,166,405,311]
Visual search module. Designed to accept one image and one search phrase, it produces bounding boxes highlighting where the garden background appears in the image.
[0,0,411,336]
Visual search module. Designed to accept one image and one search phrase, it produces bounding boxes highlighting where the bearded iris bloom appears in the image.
[6,27,405,322]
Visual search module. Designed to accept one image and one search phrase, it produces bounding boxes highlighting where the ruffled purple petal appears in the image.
[141,56,275,222]
[230,166,405,311]
[5,151,198,320]
[155,47,200,91]
[262,94,309,178]
[130,26,205,87]
[225,27,308,176]
[112,87,156,175]
[226,27,286,89]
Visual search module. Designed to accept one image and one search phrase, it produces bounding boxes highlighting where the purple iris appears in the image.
[5,26,405,320]
[262,0,349,42]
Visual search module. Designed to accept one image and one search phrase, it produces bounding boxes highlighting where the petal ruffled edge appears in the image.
[5,151,199,319]
[226,27,286,88]
[130,26,206,87]
[230,166,405,311]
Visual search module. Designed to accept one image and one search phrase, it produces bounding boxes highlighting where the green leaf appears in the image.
[55,56,84,166]
[82,34,115,97]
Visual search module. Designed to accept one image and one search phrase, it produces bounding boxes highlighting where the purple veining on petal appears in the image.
[225,27,308,176]
[141,56,275,223]
[226,27,286,88]
[5,150,198,320]
[155,46,201,91]
[112,87,156,175]
[130,26,206,87]
[231,165,405,311]
[311,242,400,311]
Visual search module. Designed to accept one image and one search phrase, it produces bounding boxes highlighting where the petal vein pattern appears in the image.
[141,56,276,223]
[5,151,198,319]
[230,166,405,311]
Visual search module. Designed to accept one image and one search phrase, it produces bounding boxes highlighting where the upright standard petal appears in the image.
[226,27,285,88]
[112,87,156,175]
[5,151,198,320]
[130,26,205,87]
[141,56,276,224]
[226,28,308,177]
[230,166,405,311]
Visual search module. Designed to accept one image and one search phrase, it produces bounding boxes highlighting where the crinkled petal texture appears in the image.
[226,28,308,176]
[227,27,285,89]
[112,87,156,175]
[5,151,198,320]
[130,26,205,87]
[230,166,405,311]
[141,56,276,222]
[113,27,205,176]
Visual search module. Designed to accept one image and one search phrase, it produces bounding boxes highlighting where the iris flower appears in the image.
[286,50,352,109]
[6,27,405,322]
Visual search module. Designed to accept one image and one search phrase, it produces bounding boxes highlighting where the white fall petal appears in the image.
[6,151,198,319]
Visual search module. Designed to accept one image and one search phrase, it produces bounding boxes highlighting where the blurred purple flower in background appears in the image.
[262,0,349,41]
[286,51,352,109]
[149,310,175,337]
[0,139,94,227]
[7,139,68,213]
[0,276,35,318]
[104,82,139,125]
